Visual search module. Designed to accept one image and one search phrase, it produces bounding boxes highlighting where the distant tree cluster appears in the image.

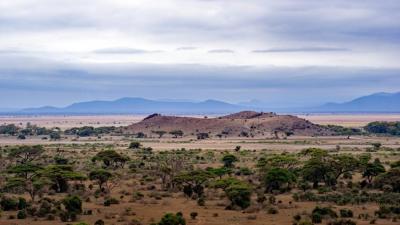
[323,125,363,136]
[64,126,117,137]
[0,123,53,137]
[365,121,400,135]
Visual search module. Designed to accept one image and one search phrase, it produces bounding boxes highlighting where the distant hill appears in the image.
[20,97,245,114]
[312,92,400,113]
[123,111,333,137]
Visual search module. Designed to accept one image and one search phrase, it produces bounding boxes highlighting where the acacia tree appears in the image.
[169,130,184,138]
[302,156,333,188]
[363,159,385,184]
[213,178,252,209]
[89,169,113,191]
[207,167,232,179]
[374,168,400,192]
[222,154,238,168]
[8,145,44,164]
[174,170,214,198]
[92,150,129,169]
[264,167,296,193]
[329,154,360,181]
[4,177,49,202]
[152,130,167,138]
[5,164,48,201]
[301,149,360,188]
[155,153,190,190]
[40,165,86,192]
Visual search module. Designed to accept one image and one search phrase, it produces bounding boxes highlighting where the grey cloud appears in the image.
[1,54,399,108]
[208,49,235,53]
[176,46,197,51]
[252,47,350,53]
[93,47,163,54]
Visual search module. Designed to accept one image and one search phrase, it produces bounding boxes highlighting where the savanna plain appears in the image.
[1,113,400,225]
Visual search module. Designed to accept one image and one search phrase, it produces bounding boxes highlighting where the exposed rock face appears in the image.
[123,111,333,137]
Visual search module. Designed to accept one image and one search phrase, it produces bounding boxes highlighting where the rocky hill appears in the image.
[123,111,332,138]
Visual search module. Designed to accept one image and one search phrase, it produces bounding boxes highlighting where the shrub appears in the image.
[153,212,186,225]
[17,198,27,210]
[17,210,27,219]
[327,219,357,225]
[190,212,198,219]
[312,212,322,223]
[60,196,82,222]
[128,141,141,149]
[0,197,18,211]
[312,206,338,218]
[293,214,301,221]
[62,196,82,214]
[104,198,119,206]
[94,220,105,225]
[267,207,279,214]
[197,197,205,206]
[340,209,354,218]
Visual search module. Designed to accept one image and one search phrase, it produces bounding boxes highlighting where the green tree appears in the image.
[92,150,129,168]
[302,157,333,188]
[329,154,359,181]
[8,145,44,164]
[174,170,214,198]
[169,130,184,138]
[363,159,385,184]
[41,165,86,192]
[5,163,48,201]
[264,167,296,193]
[374,168,400,192]
[222,154,238,168]
[154,212,186,225]
[225,182,252,209]
[61,195,82,222]
[152,130,167,138]
[89,169,113,191]
[206,167,232,179]
[213,178,252,209]
[128,141,141,149]
[4,177,49,202]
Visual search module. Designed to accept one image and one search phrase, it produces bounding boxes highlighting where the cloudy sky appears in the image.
[0,0,399,108]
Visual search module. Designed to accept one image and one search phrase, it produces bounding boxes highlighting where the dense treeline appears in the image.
[0,124,119,138]
[364,121,400,135]
[64,126,118,137]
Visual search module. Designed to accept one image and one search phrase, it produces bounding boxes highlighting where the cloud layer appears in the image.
[0,0,399,108]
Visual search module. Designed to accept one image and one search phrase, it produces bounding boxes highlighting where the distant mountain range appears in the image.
[311,92,400,113]
[5,92,400,115]
[20,97,245,114]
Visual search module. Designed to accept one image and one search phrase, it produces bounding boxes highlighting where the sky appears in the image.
[0,0,399,109]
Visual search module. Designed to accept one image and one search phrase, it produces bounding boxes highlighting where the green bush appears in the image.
[62,196,82,214]
[94,220,105,225]
[312,212,322,223]
[327,219,357,225]
[190,212,198,219]
[17,210,27,219]
[17,198,27,210]
[153,212,186,225]
[103,198,119,206]
[0,197,18,211]
[340,209,353,218]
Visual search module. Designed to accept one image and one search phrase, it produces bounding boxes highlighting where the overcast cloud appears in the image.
[0,0,399,108]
